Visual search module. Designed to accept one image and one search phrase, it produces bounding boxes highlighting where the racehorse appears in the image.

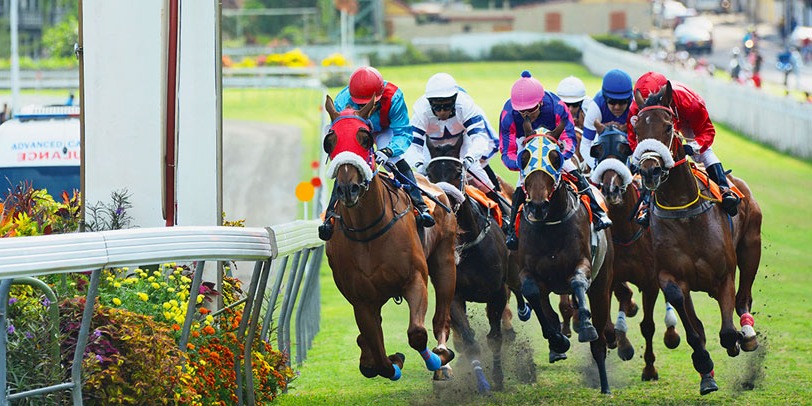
[589,124,682,381]
[322,96,458,381]
[516,134,614,394]
[423,135,527,393]
[631,82,762,395]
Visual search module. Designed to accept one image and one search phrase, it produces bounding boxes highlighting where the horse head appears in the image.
[425,135,465,190]
[520,134,562,222]
[589,125,634,206]
[324,95,376,208]
[630,81,683,192]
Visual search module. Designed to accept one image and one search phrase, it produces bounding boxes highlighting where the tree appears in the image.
[41,15,78,58]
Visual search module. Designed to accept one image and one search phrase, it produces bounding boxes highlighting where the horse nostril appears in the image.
[350,184,361,196]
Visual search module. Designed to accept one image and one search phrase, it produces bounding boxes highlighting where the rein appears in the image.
[457,195,493,253]
[337,175,412,242]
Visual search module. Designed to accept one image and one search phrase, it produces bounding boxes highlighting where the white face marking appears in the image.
[645,115,651,125]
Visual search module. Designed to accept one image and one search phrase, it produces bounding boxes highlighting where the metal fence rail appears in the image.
[0,221,324,405]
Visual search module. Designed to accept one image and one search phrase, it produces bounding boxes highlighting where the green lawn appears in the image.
[224,62,812,405]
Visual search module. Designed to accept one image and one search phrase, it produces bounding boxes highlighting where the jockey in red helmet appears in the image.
[499,70,611,251]
[627,71,741,227]
[319,66,435,241]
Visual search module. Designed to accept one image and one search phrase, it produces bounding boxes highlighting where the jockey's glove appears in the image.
[683,144,696,156]
[463,155,476,170]
[375,147,394,165]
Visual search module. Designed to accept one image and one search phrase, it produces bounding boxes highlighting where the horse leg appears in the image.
[402,275,442,372]
[661,279,717,395]
[735,217,762,351]
[521,275,570,360]
[587,262,613,395]
[442,298,474,385]
[508,259,531,321]
[501,295,517,342]
[663,301,681,349]
[571,267,599,343]
[640,286,660,381]
[354,304,403,380]
[486,288,510,391]
[558,294,573,338]
[716,274,742,358]
[613,281,635,361]
[427,252,457,367]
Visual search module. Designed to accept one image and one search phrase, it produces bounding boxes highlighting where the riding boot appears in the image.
[572,170,612,231]
[706,162,740,216]
[485,190,510,231]
[484,164,502,192]
[635,189,651,227]
[318,183,339,241]
[505,187,525,251]
[396,159,435,227]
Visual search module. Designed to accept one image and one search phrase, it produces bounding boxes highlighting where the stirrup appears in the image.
[318,218,334,241]
[593,214,612,231]
[419,211,436,227]
[506,233,519,251]
[720,191,740,217]
[635,208,650,228]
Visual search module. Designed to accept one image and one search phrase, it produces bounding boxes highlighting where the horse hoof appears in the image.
[433,347,455,365]
[390,364,402,381]
[664,326,681,349]
[618,345,635,361]
[578,325,599,343]
[421,348,442,371]
[741,325,758,352]
[561,322,572,338]
[700,374,719,395]
[727,342,741,357]
[550,333,570,354]
[359,365,377,378]
[642,367,659,381]
[606,334,618,349]
[549,351,568,363]
[433,365,454,381]
[627,301,639,318]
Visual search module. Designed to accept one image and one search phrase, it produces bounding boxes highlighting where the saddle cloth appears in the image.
[465,185,503,227]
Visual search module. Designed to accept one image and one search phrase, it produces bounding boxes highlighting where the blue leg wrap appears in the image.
[421,348,442,371]
[390,364,402,381]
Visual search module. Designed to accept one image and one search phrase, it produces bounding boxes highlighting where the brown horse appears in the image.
[322,96,457,381]
[424,135,529,392]
[516,135,614,394]
[631,82,762,395]
[589,125,682,381]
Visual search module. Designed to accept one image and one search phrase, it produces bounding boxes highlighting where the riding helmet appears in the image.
[349,66,385,104]
[602,69,633,100]
[510,70,545,111]
[634,71,668,100]
[425,73,459,99]
[556,76,587,104]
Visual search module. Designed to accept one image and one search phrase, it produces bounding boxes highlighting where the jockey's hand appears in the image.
[375,147,393,165]
[683,144,696,156]
[463,155,476,170]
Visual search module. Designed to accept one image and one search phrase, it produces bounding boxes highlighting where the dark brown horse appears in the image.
[631,82,762,395]
[516,135,614,394]
[322,96,457,381]
[423,135,527,392]
[589,124,682,381]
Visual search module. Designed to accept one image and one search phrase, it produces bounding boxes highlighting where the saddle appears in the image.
[690,163,744,201]
[464,185,503,227]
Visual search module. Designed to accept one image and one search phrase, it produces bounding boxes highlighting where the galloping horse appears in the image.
[589,124,681,381]
[631,82,762,395]
[517,135,614,394]
[322,96,458,381]
[423,135,526,393]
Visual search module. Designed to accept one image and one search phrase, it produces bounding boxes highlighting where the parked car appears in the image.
[653,0,697,28]
[0,105,80,196]
[674,21,713,54]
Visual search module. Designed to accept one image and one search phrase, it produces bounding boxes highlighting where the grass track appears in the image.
[224,62,812,405]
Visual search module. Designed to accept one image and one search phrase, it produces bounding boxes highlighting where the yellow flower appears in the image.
[205,315,214,324]
[137,292,149,301]
[113,282,121,288]
[163,302,172,310]
[168,275,175,280]
[167,287,176,293]
[164,311,173,320]
[147,276,156,282]
[196,295,204,304]
[151,282,161,289]
[112,298,122,306]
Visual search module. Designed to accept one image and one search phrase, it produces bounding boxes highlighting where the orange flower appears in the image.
[172,324,181,331]
[203,325,216,335]
[199,307,210,315]
[191,330,200,338]
[187,343,195,351]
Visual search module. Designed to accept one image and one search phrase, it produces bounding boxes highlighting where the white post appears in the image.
[10,0,20,116]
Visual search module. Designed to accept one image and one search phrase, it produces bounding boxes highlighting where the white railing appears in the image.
[0,220,324,405]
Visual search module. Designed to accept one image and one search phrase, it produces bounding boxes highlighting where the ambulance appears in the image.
[0,105,81,197]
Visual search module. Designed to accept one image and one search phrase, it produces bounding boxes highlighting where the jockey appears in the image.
[318,66,434,241]
[406,72,507,222]
[580,69,634,171]
[627,71,741,227]
[499,70,612,250]
[555,75,590,131]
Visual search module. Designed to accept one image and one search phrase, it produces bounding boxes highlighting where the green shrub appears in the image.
[488,40,582,62]
[592,34,651,52]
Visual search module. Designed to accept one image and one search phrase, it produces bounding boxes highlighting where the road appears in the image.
[702,13,810,91]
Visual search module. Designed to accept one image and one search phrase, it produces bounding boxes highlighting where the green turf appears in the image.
[223,62,812,405]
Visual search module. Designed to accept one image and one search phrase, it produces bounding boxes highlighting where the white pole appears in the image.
[10,0,20,116]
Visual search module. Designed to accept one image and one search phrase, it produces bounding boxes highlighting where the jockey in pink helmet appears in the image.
[499,70,611,250]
